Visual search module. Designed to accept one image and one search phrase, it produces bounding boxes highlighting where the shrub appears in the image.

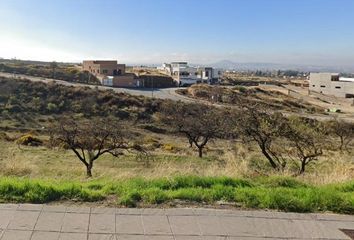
[16,134,43,146]
[46,103,59,113]
[0,132,11,141]
[163,143,176,152]
[233,86,247,93]
[194,89,210,98]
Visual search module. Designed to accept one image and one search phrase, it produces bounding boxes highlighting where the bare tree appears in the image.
[285,117,326,174]
[161,102,229,158]
[50,118,140,177]
[327,118,354,152]
[237,106,288,171]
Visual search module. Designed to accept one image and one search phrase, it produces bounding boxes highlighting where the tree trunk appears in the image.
[299,160,306,175]
[189,139,193,148]
[260,147,278,170]
[86,160,93,178]
[198,147,203,158]
[86,166,92,177]
[86,152,95,178]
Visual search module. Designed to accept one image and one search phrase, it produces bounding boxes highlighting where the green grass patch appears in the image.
[0,176,353,214]
[0,178,104,203]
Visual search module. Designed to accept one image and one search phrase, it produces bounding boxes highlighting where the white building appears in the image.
[309,73,354,98]
[159,62,222,86]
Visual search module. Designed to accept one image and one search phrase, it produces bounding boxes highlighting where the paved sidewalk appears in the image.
[0,204,353,240]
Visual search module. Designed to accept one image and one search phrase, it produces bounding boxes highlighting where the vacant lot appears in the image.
[0,78,353,213]
[177,84,323,113]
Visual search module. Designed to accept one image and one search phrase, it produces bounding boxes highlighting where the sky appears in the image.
[1,0,354,67]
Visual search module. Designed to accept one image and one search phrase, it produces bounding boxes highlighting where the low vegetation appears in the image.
[0,176,353,214]
[0,59,99,84]
[220,70,307,86]
[177,84,322,113]
[0,76,163,129]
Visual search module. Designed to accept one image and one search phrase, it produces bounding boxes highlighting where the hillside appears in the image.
[0,77,164,130]
[0,59,99,84]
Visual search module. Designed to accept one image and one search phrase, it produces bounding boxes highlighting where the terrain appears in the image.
[0,75,353,213]
[176,83,354,122]
[177,84,321,113]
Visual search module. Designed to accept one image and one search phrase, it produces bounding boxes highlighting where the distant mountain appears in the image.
[209,60,354,73]
[209,60,239,70]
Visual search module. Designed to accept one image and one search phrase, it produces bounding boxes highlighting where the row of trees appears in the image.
[160,102,354,175]
[49,102,354,177]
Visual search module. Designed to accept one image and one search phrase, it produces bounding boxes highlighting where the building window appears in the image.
[97,70,100,74]
[102,69,108,74]
[320,85,326,88]
[335,86,341,89]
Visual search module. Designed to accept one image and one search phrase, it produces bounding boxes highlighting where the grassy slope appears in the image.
[2,138,353,184]
[0,137,235,180]
[0,176,353,214]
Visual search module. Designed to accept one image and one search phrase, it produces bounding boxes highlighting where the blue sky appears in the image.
[1,0,354,67]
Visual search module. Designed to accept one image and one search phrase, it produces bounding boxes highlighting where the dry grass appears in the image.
[0,136,237,180]
[1,134,353,185]
[300,151,354,185]
[181,84,322,113]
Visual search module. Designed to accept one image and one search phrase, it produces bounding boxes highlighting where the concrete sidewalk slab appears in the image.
[0,204,352,240]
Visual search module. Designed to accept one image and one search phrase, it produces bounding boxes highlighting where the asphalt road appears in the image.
[0,72,192,102]
[0,204,353,240]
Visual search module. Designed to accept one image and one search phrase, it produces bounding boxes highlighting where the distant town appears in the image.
[1,57,354,99]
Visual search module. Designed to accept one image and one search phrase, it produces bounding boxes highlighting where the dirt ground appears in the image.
[259,84,354,121]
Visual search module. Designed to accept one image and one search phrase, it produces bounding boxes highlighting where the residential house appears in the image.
[159,62,221,86]
[82,60,136,87]
[309,73,354,98]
